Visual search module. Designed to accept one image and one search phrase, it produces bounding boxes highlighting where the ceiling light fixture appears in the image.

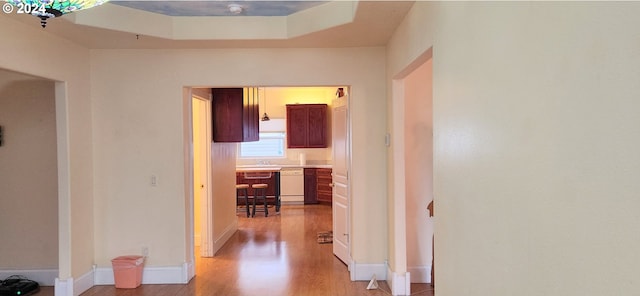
[6,0,110,28]
[261,88,270,121]
[228,4,243,15]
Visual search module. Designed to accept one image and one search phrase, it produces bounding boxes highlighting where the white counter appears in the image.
[236,164,332,171]
[235,166,282,172]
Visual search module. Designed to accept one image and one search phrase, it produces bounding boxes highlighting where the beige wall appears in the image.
[385,1,438,276]
[0,16,94,280]
[0,70,58,270]
[403,59,433,283]
[210,143,238,247]
[91,47,387,267]
[388,2,640,295]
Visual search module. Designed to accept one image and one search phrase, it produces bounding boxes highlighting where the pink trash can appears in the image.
[111,255,144,288]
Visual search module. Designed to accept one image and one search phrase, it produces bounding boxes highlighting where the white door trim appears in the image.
[332,90,352,267]
[192,93,214,257]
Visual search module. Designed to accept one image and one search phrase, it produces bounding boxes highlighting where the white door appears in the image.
[332,92,350,265]
[192,95,213,257]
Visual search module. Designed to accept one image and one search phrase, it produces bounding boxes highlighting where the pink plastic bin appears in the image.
[111,255,144,288]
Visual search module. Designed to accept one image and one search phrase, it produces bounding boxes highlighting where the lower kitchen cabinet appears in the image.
[304,168,318,204]
[236,171,279,205]
[316,168,332,203]
[304,168,332,204]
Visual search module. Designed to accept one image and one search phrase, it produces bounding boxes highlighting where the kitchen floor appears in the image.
[44,205,434,296]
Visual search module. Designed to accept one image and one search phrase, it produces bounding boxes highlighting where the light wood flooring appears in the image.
[37,204,433,296]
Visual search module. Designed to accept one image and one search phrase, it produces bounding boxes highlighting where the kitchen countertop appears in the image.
[236,166,283,172]
[236,164,332,171]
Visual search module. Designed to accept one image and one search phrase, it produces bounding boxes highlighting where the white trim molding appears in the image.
[387,264,411,296]
[74,269,95,295]
[408,265,432,284]
[0,269,57,286]
[350,262,387,281]
[94,262,194,285]
[54,277,73,296]
[212,220,238,256]
[54,268,95,296]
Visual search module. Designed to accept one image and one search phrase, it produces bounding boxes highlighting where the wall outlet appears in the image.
[151,175,157,186]
[142,246,149,257]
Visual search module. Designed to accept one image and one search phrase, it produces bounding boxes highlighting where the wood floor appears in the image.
[39,204,433,296]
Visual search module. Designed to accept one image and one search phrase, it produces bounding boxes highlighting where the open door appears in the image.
[332,90,350,265]
[192,94,213,257]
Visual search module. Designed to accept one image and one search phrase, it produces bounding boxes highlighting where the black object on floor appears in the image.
[0,275,40,296]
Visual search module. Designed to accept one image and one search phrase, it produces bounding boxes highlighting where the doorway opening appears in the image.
[389,47,433,295]
[185,85,352,278]
[402,57,434,285]
[0,68,60,286]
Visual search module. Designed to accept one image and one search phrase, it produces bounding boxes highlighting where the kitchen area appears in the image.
[192,84,349,262]
[210,86,342,216]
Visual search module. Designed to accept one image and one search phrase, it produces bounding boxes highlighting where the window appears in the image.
[238,132,285,158]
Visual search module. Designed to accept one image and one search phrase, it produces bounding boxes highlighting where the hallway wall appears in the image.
[388,2,640,295]
[90,47,388,273]
[0,70,58,270]
[0,15,94,281]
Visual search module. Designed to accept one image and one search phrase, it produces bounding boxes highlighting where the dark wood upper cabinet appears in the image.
[286,104,327,148]
[212,88,259,142]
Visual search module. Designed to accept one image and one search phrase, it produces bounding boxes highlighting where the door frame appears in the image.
[192,93,214,257]
[184,87,214,277]
[331,89,353,270]
[389,47,433,295]
[183,84,353,276]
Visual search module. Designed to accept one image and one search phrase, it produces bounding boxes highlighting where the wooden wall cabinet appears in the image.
[212,88,259,142]
[286,104,327,148]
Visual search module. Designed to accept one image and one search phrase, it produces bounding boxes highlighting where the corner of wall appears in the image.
[386,263,411,296]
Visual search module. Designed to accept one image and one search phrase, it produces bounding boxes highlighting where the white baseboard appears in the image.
[54,262,195,295]
[55,277,73,296]
[54,268,94,296]
[212,219,238,255]
[0,269,57,286]
[184,261,195,283]
[386,265,410,296]
[95,262,193,285]
[74,269,95,295]
[408,265,432,283]
[350,262,387,281]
